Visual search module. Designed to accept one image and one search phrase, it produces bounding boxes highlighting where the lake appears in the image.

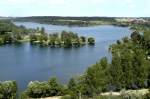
[0,22,132,91]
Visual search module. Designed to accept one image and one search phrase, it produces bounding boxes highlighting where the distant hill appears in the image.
[13,16,118,26]
[12,16,150,26]
[13,16,116,21]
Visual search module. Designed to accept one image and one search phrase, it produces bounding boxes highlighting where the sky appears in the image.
[0,0,149,17]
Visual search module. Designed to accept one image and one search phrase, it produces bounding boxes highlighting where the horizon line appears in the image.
[0,15,150,18]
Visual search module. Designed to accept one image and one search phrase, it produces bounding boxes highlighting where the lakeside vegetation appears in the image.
[0,20,34,45]
[30,31,95,47]
[0,20,95,47]
[0,81,17,99]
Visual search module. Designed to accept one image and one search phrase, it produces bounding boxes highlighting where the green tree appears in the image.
[130,31,142,44]
[48,77,63,96]
[0,81,17,99]
[83,58,109,96]
[88,37,95,45]
[30,34,38,44]
[68,78,79,99]
[41,27,45,34]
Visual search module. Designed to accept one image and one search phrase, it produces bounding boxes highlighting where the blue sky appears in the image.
[0,0,149,17]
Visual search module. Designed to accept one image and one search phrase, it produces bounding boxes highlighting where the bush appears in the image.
[0,81,17,99]
[48,77,65,96]
[88,37,95,45]
[24,77,66,98]
[26,81,50,98]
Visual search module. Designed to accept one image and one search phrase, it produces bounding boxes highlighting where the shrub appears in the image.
[24,77,66,98]
[88,37,95,45]
[0,81,17,99]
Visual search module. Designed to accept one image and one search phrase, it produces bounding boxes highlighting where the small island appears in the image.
[30,31,95,47]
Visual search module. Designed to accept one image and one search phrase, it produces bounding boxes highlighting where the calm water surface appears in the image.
[0,22,132,91]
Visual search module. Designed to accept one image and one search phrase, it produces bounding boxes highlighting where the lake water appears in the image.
[0,22,132,91]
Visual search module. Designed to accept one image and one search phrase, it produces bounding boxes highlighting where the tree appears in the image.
[23,77,65,98]
[83,58,109,96]
[80,36,86,44]
[130,31,142,43]
[88,37,95,45]
[109,52,124,91]
[0,81,17,99]
[48,78,63,96]
[0,38,4,45]
[2,33,13,44]
[109,32,150,90]
[41,27,45,34]
[26,81,50,98]
[131,49,149,88]
[68,78,79,99]
[30,35,38,44]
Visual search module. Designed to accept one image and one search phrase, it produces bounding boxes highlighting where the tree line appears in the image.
[13,16,117,26]
[30,30,95,47]
[0,20,35,45]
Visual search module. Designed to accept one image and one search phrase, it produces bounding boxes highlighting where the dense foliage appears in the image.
[30,31,95,47]
[0,81,17,99]
[109,33,149,90]
[21,78,67,98]
[0,20,32,45]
